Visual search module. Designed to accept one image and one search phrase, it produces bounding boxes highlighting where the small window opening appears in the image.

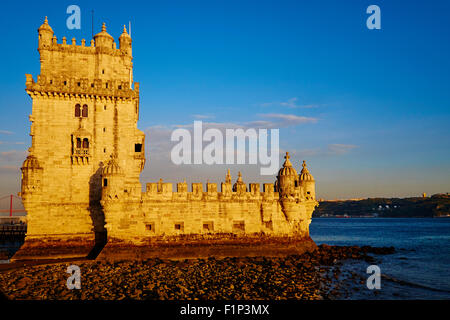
[103,178,108,187]
[82,104,88,117]
[203,222,214,232]
[75,104,81,117]
[82,138,89,149]
[174,223,184,231]
[135,143,142,152]
[146,223,155,232]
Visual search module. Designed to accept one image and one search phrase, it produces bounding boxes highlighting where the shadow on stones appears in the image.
[87,162,107,259]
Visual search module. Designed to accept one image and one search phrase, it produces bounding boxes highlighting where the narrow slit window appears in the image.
[146,223,155,232]
[174,222,184,231]
[135,143,142,152]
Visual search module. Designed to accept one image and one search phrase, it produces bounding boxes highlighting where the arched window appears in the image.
[82,104,88,117]
[76,138,81,148]
[82,138,89,149]
[75,104,81,117]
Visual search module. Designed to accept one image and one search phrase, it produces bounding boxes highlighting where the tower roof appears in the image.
[38,16,53,34]
[277,152,298,177]
[94,23,114,41]
[22,155,42,170]
[299,160,314,181]
[119,25,131,40]
[225,169,231,184]
[103,155,124,176]
[233,171,246,191]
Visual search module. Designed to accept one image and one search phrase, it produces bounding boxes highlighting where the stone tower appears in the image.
[16,18,145,259]
[14,16,319,261]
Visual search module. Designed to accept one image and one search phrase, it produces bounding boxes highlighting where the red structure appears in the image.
[0,195,26,216]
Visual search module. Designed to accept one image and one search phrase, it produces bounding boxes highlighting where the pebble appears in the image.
[0,244,394,300]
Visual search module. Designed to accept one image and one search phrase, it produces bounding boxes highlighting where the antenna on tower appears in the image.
[91,10,94,39]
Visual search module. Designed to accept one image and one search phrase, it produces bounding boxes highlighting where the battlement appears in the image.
[25,74,139,99]
[37,18,133,83]
[39,35,130,57]
[38,18,131,56]
[143,181,281,201]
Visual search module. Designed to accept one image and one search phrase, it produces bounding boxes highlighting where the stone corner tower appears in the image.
[15,17,145,260]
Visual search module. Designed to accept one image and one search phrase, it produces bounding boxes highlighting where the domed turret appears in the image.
[102,155,124,176]
[233,171,247,193]
[94,23,114,49]
[101,155,125,200]
[21,155,43,197]
[299,160,315,199]
[119,25,132,56]
[22,155,42,170]
[225,169,231,184]
[38,16,53,49]
[299,160,314,181]
[276,152,298,197]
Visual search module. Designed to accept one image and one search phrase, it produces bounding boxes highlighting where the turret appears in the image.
[38,16,53,49]
[225,169,231,184]
[20,155,43,198]
[94,23,114,49]
[119,25,132,56]
[276,152,298,198]
[232,171,247,193]
[101,155,125,200]
[299,160,315,200]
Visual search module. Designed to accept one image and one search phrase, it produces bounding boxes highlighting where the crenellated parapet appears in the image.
[100,157,318,241]
[25,74,139,100]
[38,18,131,57]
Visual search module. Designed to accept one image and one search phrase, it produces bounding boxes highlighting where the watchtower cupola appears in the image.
[94,23,114,49]
[276,152,298,197]
[38,16,53,49]
[299,160,316,200]
[119,25,132,56]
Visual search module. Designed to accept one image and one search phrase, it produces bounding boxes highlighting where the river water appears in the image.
[310,217,450,299]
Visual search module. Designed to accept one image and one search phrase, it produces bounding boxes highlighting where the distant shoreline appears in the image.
[315,194,449,218]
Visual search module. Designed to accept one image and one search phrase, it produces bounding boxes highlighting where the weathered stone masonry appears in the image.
[14,18,318,260]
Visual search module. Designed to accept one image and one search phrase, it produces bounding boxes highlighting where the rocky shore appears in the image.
[0,245,394,300]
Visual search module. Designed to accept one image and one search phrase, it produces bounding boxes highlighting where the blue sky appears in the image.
[0,0,449,201]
